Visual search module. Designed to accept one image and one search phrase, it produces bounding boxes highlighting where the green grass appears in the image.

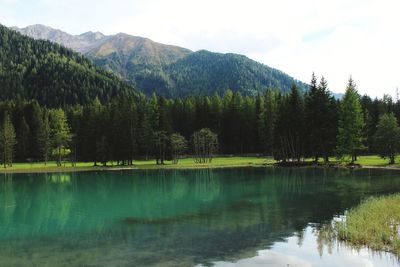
[0,156,273,172]
[2,161,94,169]
[2,155,400,173]
[353,155,400,166]
[307,155,399,166]
[134,156,274,169]
[335,194,400,255]
[320,155,400,166]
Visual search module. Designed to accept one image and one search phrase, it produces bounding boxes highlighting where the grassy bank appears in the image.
[1,155,400,173]
[354,155,400,166]
[320,155,400,167]
[134,157,274,169]
[335,194,400,255]
[0,156,273,173]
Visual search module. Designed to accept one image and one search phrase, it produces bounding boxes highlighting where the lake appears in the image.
[0,167,399,266]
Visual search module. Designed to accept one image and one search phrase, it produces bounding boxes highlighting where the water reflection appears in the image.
[210,226,399,267]
[0,168,399,266]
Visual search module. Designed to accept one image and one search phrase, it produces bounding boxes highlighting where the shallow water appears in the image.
[0,167,399,266]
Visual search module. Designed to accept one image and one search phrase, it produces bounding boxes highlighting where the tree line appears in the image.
[1,74,400,167]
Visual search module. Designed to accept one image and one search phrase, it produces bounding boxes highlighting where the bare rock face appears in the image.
[12,24,190,59]
[12,24,111,53]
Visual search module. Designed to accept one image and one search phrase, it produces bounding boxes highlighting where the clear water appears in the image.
[0,167,399,266]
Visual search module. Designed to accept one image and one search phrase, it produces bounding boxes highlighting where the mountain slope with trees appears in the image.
[13,24,308,97]
[0,24,138,106]
[165,50,308,96]
[85,33,192,95]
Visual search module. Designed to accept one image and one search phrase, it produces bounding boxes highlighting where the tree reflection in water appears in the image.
[0,168,399,266]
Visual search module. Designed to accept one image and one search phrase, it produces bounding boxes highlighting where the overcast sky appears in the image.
[1,0,399,97]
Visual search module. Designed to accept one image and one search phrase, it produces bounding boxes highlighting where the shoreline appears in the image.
[0,165,267,174]
[0,160,272,174]
[361,165,400,170]
[2,160,400,174]
[0,166,137,174]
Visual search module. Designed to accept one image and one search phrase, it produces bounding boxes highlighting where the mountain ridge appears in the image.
[12,24,309,96]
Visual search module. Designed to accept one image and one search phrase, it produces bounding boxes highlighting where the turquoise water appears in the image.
[0,167,399,266]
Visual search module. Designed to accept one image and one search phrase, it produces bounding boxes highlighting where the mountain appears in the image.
[12,24,309,97]
[11,24,108,53]
[166,50,307,96]
[0,24,138,106]
[86,32,192,95]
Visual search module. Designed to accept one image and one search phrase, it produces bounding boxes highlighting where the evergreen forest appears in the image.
[1,74,399,166]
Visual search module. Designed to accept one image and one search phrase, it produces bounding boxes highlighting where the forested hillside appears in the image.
[166,50,308,96]
[0,25,138,106]
[13,24,308,97]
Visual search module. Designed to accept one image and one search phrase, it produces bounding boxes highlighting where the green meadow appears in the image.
[2,155,400,173]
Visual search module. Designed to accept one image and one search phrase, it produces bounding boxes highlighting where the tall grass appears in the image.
[336,194,400,255]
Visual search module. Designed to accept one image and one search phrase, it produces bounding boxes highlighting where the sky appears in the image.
[1,0,400,97]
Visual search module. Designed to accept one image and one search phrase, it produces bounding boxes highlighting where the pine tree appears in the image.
[154,131,169,165]
[222,91,242,153]
[127,99,138,165]
[109,99,130,165]
[241,96,256,153]
[76,99,102,164]
[38,110,51,165]
[255,94,264,152]
[336,78,365,163]
[304,73,319,160]
[137,100,154,159]
[158,96,172,133]
[0,113,17,168]
[374,113,400,164]
[49,109,71,166]
[96,135,109,166]
[148,93,159,131]
[360,95,380,154]
[25,101,44,161]
[210,94,223,136]
[275,85,304,162]
[305,75,338,162]
[171,98,185,137]
[16,116,30,161]
[182,98,195,138]
[319,77,339,162]
[263,89,279,156]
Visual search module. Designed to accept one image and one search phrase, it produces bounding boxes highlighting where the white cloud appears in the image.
[3,0,400,97]
[0,0,19,4]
